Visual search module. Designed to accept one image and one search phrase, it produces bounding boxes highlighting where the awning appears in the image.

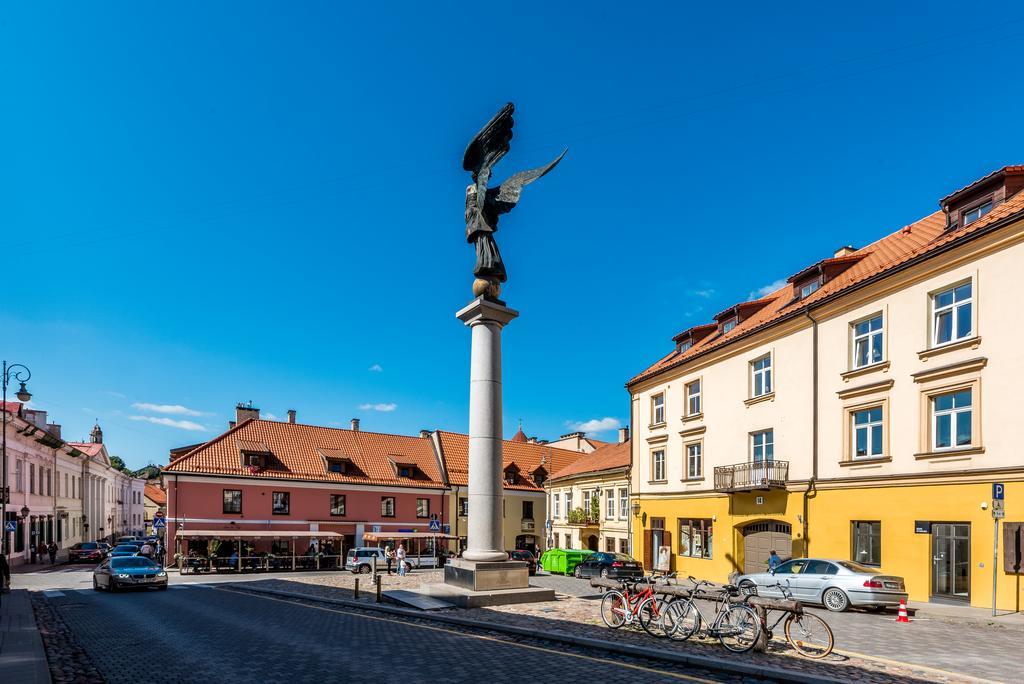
[361,532,457,542]
[176,530,343,538]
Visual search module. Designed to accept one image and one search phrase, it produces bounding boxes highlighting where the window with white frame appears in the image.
[565,491,573,515]
[651,393,665,425]
[618,488,628,519]
[606,489,615,519]
[686,443,702,479]
[678,339,692,352]
[852,314,884,368]
[722,317,737,333]
[751,429,774,462]
[963,200,992,225]
[751,355,773,397]
[685,379,702,416]
[852,406,883,459]
[932,282,972,346]
[651,449,666,481]
[799,278,820,298]
[553,493,560,519]
[932,389,972,450]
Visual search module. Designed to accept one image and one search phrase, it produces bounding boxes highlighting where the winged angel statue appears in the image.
[463,103,565,299]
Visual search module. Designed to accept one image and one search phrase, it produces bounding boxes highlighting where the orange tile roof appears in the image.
[67,442,104,457]
[629,180,1024,387]
[164,419,445,489]
[549,440,631,481]
[144,483,167,506]
[437,430,585,491]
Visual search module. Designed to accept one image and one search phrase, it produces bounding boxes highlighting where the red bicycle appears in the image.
[600,574,675,637]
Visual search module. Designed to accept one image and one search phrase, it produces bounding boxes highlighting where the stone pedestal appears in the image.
[455,297,518,563]
[422,559,555,607]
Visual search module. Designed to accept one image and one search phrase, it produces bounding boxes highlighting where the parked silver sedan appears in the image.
[737,558,906,612]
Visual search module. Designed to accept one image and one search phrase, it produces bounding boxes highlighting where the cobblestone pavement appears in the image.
[235,573,1014,683]
[35,583,770,684]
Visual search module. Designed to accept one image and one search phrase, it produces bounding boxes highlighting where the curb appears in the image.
[222,583,843,684]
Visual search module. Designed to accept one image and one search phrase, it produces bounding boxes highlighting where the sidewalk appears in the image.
[0,590,52,684]
[909,600,1024,630]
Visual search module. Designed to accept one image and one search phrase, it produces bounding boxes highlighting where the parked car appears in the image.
[572,552,644,579]
[68,542,105,563]
[97,542,112,557]
[345,547,386,574]
[109,544,142,558]
[507,549,537,575]
[737,558,907,612]
[117,536,140,545]
[93,556,167,592]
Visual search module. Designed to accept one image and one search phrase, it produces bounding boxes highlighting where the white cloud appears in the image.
[359,403,397,412]
[129,415,207,431]
[368,364,383,372]
[104,391,127,399]
[132,402,210,417]
[565,417,621,434]
[261,412,280,421]
[749,279,787,300]
[689,288,715,299]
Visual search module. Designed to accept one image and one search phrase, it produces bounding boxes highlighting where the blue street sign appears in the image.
[442,524,450,535]
[152,518,167,529]
[4,521,16,532]
[428,519,441,532]
[993,483,1005,501]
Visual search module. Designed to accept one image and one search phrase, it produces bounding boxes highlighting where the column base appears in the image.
[422,559,554,607]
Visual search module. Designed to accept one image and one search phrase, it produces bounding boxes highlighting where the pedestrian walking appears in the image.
[140,541,154,558]
[767,549,782,571]
[47,541,58,564]
[30,538,38,564]
[396,543,407,577]
[385,545,394,575]
[37,541,48,565]
[0,552,11,593]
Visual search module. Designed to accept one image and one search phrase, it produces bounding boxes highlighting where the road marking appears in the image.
[42,590,66,598]
[832,648,1000,684]
[213,587,717,683]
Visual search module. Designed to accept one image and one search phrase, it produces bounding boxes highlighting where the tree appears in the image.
[109,455,133,475]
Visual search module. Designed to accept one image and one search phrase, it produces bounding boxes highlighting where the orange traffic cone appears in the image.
[896,599,910,623]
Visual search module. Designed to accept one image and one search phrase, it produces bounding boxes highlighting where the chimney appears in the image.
[527,437,538,444]
[419,429,431,438]
[228,420,236,429]
[618,426,630,444]
[286,409,297,424]
[834,245,857,258]
[350,418,360,431]
[235,401,260,424]
[47,423,62,440]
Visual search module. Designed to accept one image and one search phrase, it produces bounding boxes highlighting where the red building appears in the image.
[163,410,448,566]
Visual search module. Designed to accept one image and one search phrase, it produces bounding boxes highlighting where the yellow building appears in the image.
[546,434,631,553]
[629,166,1024,610]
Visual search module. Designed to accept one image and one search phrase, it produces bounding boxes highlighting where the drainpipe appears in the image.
[803,310,819,556]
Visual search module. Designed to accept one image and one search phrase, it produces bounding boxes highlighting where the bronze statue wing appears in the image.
[463,102,515,182]
[493,149,567,206]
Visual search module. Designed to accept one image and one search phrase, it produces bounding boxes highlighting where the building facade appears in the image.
[3,406,142,566]
[163,410,449,564]
[546,433,631,554]
[432,429,584,556]
[629,166,1024,610]
[144,482,167,536]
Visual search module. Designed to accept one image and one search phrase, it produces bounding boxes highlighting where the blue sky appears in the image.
[3,3,1023,469]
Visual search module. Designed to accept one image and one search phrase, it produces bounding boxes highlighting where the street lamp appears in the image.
[2,361,32,557]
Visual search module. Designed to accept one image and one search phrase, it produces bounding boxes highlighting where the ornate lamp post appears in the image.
[2,361,33,557]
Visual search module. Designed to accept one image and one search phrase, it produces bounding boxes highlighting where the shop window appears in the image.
[678,518,712,559]
[852,521,881,566]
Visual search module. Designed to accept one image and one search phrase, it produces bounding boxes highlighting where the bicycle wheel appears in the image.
[784,612,834,659]
[600,590,628,629]
[717,604,761,653]
[662,599,700,641]
[637,596,668,638]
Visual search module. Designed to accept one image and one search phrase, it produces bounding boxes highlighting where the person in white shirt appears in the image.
[396,544,407,576]
[140,542,154,558]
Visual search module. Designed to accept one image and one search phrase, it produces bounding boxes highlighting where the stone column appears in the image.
[456,297,518,562]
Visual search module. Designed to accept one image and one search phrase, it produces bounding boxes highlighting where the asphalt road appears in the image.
[40,581,747,684]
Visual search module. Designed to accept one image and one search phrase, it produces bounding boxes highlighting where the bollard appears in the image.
[375,575,382,603]
[371,555,377,583]
[353,578,359,600]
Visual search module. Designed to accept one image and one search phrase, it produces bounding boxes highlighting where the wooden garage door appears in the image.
[743,521,792,574]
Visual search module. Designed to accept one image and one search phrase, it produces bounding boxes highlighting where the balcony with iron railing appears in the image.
[713,460,789,492]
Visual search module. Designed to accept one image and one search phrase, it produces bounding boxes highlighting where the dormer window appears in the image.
[963,200,992,226]
[398,466,413,478]
[721,317,737,333]
[532,467,547,487]
[503,464,521,485]
[799,278,820,298]
[327,460,348,474]
[246,454,263,468]
[677,339,692,353]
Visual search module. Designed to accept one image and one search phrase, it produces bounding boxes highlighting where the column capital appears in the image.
[456,297,519,327]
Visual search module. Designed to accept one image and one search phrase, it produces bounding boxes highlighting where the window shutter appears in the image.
[663,529,673,569]
[643,529,653,570]
[1004,523,1023,574]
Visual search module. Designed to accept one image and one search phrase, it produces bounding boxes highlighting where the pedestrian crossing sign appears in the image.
[4,521,15,532]
[429,519,441,532]
[152,518,167,529]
